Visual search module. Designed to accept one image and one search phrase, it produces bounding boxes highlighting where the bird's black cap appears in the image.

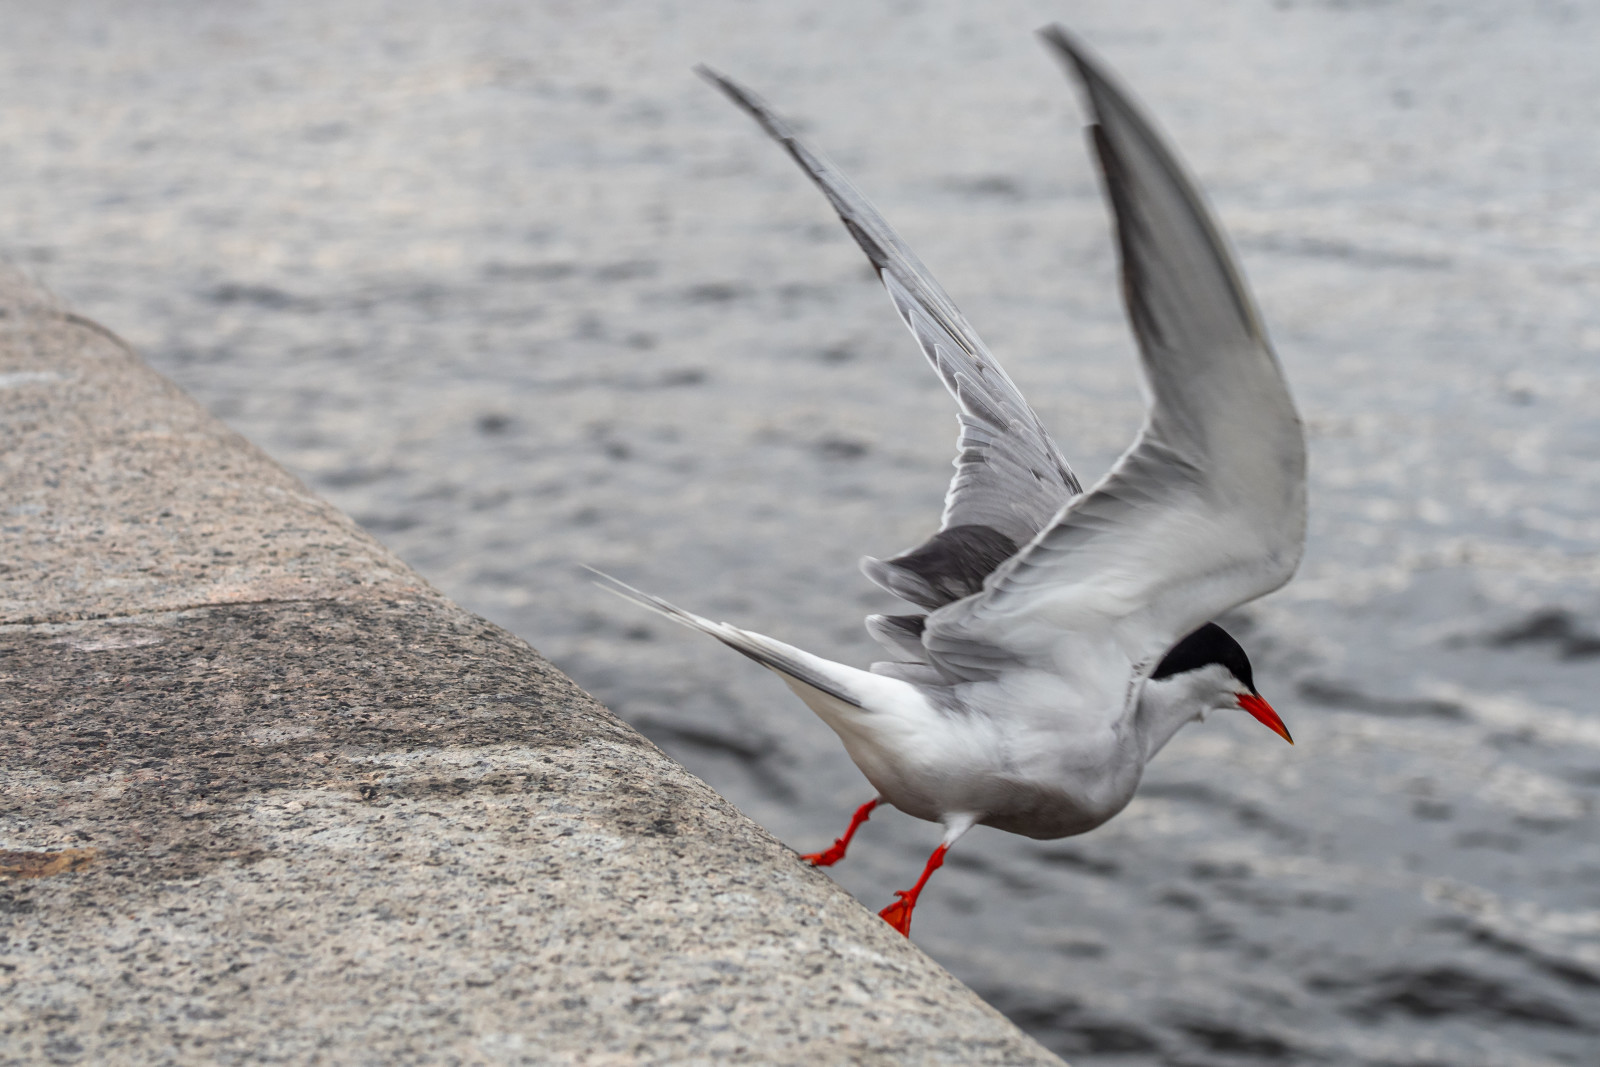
[1151,623,1256,693]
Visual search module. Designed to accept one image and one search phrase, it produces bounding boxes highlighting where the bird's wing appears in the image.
[699,66,1081,612]
[922,28,1306,684]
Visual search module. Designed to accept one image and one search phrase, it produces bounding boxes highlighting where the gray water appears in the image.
[7,2,1600,1063]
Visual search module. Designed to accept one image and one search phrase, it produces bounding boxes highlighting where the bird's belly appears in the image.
[833,727,1006,825]
[976,735,1146,839]
[838,741,961,824]
[978,780,1137,840]
[864,768,1137,838]
[840,731,1140,837]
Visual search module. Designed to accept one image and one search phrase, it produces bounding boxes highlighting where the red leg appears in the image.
[878,842,948,937]
[801,798,879,867]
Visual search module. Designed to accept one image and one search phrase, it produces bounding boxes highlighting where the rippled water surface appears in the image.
[7,2,1600,1063]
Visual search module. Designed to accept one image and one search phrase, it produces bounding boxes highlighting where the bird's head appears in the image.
[1146,622,1292,744]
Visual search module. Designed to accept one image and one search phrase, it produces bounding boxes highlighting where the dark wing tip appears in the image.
[1034,27,1165,213]
[1037,23,1268,347]
[1037,24,1166,144]
[691,63,790,146]
[1035,24,1091,79]
[693,63,893,273]
[693,63,745,110]
[1035,24,1116,120]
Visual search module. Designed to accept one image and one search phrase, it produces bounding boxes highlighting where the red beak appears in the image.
[1238,692,1293,745]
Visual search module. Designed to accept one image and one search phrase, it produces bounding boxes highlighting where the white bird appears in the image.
[595,26,1305,937]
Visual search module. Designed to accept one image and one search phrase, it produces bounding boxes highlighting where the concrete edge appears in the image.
[0,265,1063,1065]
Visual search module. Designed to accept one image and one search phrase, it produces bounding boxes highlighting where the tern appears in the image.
[595,27,1305,936]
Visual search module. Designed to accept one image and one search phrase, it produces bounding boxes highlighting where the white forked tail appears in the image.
[586,567,865,709]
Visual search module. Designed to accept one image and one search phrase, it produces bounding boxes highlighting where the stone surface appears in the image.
[0,278,424,624]
[0,270,1059,1065]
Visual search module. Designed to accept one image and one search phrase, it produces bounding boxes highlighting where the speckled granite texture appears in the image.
[0,268,1059,1065]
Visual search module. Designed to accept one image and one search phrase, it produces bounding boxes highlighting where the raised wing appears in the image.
[698,67,1081,611]
[923,28,1306,682]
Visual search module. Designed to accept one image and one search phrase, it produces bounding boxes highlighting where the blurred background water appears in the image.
[6,2,1600,1063]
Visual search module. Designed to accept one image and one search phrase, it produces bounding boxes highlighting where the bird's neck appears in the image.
[1133,675,1206,762]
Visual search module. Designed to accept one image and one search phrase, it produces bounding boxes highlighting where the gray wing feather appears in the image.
[924,29,1306,681]
[697,67,1081,602]
[878,271,1081,542]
